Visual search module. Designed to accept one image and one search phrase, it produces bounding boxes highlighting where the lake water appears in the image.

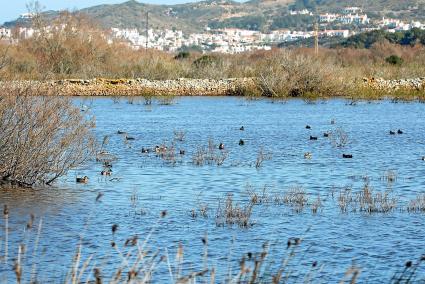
[1,97,425,283]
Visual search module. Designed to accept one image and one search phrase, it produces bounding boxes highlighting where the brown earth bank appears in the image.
[0,77,424,98]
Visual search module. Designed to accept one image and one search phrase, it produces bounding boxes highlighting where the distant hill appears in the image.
[2,0,425,32]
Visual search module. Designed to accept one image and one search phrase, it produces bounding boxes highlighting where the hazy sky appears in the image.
[0,0,204,24]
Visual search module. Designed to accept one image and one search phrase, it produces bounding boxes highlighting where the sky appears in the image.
[0,0,203,24]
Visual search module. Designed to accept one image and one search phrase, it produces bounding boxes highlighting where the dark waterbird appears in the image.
[117,130,127,135]
[389,130,396,135]
[342,154,353,159]
[101,170,112,176]
[239,139,245,146]
[179,149,185,155]
[76,176,89,183]
[240,126,244,131]
[219,143,225,150]
[323,132,330,137]
[397,129,403,134]
[310,136,318,140]
[125,135,135,141]
[306,125,311,129]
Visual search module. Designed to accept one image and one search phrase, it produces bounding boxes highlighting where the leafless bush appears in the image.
[173,130,186,142]
[247,184,271,205]
[258,50,344,98]
[192,138,228,166]
[337,183,397,213]
[407,194,425,213]
[281,186,309,213]
[330,127,350,148]
[311,194,323,214]
[215,194,253,228]
[255,147,272,169]
[0,87,95,187]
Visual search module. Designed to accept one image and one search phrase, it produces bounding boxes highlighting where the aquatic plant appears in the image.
[215,194,253,228]
[192,138,228,166]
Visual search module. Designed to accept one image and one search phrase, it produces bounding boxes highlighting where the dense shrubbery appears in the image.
[341,28,425,49]
[386,55,404,65]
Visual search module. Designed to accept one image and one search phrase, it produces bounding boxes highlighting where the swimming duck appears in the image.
[397,129,403,134]
[310,136,318,140]
[323,132,330,138]
[389,130,396,135]
[342,154,353,159]
[101,170,112,176]
[76,176,89,183]
[239,139,245,146]
[219,143,225,150]
[240,126,245,131]
[306,125,311,129]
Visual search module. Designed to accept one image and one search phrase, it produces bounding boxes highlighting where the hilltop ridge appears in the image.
[2,0,425,32]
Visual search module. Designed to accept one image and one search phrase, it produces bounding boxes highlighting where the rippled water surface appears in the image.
[1,97,425,283]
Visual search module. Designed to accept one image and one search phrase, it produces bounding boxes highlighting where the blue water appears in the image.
[1,97,425,283]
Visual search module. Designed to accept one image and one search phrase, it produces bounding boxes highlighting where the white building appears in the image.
[343,7,362,14]
[0,27,11,38]
[289,9,313,16]
[320,29,350,38]
[319,13,339,23]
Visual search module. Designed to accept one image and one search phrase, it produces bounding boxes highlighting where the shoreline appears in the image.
[0,77,424,98]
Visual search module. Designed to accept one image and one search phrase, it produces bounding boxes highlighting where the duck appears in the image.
[219,143,225,150]
[397,129,403,134]
[117,130,127,135]
[421,156,425,161]
[239,139,245,146]
[310,136,318,140]
[101,170,112,176]
[240,126,245,131]
[125,135,135,141]
[389,130,396,135]
[323,132,330,138]
[342,154,353,159]
[304,152,312,159]
[141,147,150,154]
[76,176,89,183]
[306,125,311,129]
[179,149,185,155]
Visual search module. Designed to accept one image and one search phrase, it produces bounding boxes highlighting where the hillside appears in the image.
[2,0,425,32]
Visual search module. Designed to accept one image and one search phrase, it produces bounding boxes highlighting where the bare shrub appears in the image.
[282,186,309,213]
[0,88,95,186]
[192,138,228,166]
[407,194,425,213]
[330,127,350,148]
[255,147,272,169]
[173,130,186,142]
[337,183,397,213]
[215,194,253,228]
[258,50,344,98]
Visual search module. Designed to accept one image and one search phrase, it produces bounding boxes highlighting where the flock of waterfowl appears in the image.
[75,121,424,183]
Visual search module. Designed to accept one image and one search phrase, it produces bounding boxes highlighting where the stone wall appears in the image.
[363,77,425,91]
[0,78,259,97]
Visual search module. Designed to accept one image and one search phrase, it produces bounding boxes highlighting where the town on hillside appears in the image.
[1,6,424,54]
